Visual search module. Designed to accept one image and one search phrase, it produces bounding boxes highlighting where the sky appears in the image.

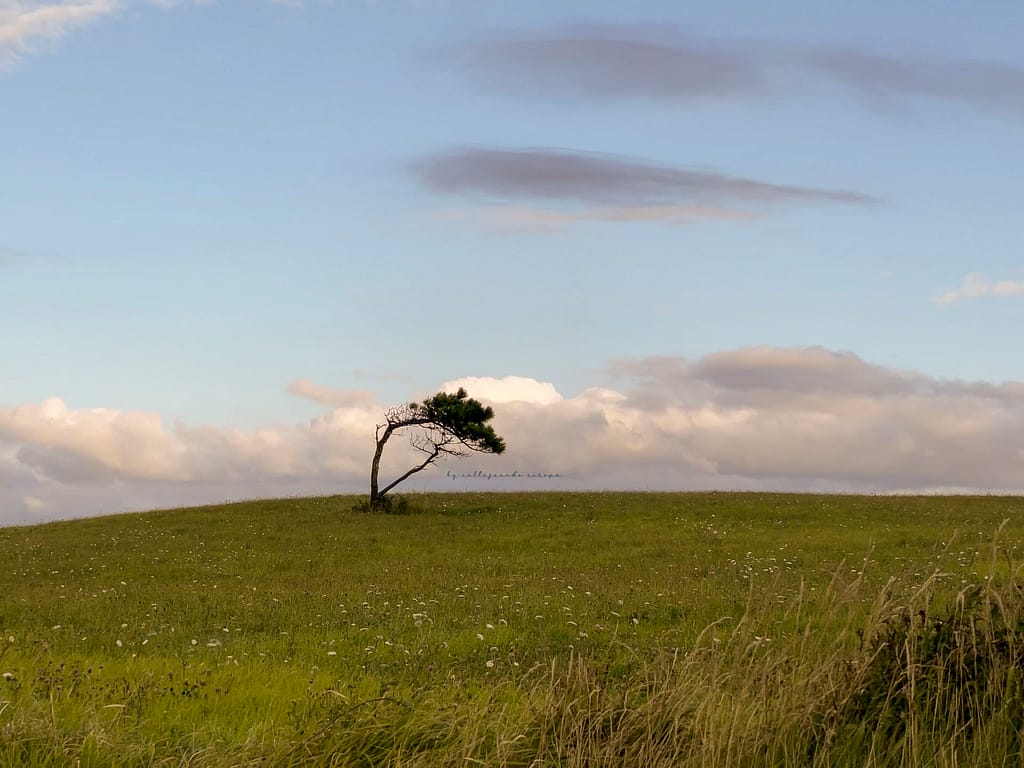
[2,0,1023,525]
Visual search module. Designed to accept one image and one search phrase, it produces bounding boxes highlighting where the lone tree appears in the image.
[369,387,506,508]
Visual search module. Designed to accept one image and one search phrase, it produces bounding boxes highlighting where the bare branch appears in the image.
[378,444,442,497]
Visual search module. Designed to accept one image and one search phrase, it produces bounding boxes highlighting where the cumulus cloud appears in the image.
[597,347,1024,490]
[440,375,563,405]
[0,398,186,480]
[414,147,876,226]
[933,273,1024,305]
[440,353,1024,495]
[423,356,1024,496]
[0,396,376,487]
[448,24,1024,119]
[3,348,1023,525]
[0,393,382,524]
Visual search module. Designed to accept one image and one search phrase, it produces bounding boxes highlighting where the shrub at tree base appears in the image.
[351,495,415,515]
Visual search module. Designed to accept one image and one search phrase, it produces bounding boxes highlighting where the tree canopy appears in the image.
[369,388,505,508]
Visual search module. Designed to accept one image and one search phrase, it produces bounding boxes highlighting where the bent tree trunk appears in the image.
[369,423,394,506]
[369,419,439,507]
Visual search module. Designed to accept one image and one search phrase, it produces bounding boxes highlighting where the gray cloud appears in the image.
[450,24,763,103]
[691,346,919,397]
[449,25,1024,119]
[803,47,1024,118]
[15,443,118,485]
[414,147,876,210]
[611,347,1024,407]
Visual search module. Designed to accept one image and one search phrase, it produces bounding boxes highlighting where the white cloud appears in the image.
[440,375,563,405]
[0,397,189,481]
[1,0,294,68]
[934,272,1024,305]
[0,0,119,66]
[0,395,376,488]
[2,347,1024,525]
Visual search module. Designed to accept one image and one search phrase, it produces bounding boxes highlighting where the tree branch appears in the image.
[378,444,442,497]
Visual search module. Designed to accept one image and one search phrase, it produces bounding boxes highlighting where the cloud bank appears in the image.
[2,347,1023,525]
[449,24,1024,119]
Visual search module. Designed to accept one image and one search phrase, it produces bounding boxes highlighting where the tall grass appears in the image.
[266,554,1024,767]
[2,492,1023,766]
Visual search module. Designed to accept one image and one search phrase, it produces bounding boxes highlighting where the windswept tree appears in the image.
[369,388,506,508]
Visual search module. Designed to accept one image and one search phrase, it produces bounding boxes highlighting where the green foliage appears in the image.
[1,492,1024,766]
[411,387,506,454]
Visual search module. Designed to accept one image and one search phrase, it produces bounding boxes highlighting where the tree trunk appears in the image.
[369,424,393,506]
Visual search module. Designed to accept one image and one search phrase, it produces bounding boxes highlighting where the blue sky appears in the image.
[2,0,1023,523]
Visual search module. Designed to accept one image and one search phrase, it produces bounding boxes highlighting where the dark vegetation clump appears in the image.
[811,578,1024,761]
[351,494,416,515]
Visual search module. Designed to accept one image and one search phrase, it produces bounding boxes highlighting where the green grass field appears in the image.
[2,492,1023,766]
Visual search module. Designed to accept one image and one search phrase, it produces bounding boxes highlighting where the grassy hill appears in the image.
[2,492,1023,766]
